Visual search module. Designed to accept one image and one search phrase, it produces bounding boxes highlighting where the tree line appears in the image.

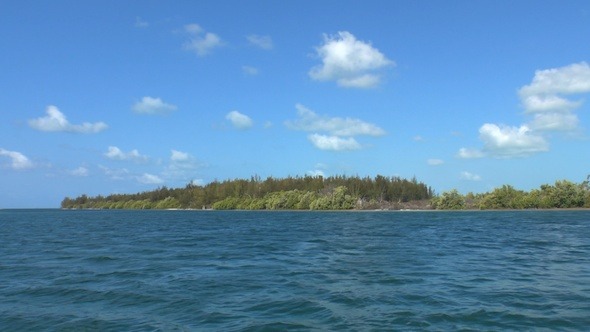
[61,175,434,210]
[432,179,590,210]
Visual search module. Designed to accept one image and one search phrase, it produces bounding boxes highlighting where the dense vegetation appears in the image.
[432,179,590,210]
[61,175,434,210]
[62,175,590,211]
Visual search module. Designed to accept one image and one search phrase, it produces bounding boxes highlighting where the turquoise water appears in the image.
[1,209,589,331]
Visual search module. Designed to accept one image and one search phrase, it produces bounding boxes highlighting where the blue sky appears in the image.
[2,1,590,207]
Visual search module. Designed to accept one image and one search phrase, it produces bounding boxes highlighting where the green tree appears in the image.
[479,185,526,209]
[155,196,181,209]
[432,189,465,210]
[544,180,586,208]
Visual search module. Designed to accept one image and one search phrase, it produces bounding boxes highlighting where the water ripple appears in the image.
[1,210,590,330]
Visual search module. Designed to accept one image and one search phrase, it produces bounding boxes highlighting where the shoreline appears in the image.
[56,207,590,212]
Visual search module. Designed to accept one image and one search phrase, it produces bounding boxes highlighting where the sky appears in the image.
[1,1,590,208]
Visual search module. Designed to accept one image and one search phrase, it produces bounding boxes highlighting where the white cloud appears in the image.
[427,159,444,166]
[308,134,361,151]
[226,111,254,129]
[519,62,590,97]
[29,105,108,134]
[104,146,125,159]
[309,31,394,88]
[307,163,328,177]
[184,23,202,34]
[479,124,548,158]
[0,148,34,170]
[69,166,89,177]
[518,62,590,133]
[247,34,273,50]
[164,150,202,181]
[137,173,164,185]
[183,23,223,56]
[242,65,259,75]
[528,112,579,132]
[465,62,590,159]
[337,74,381,89]
[286,104,386,137]
[104,146,149,162]
[460,171,481,181]
[99,165,166,186]
[521,95,581,113]
[457,148,485,159]
[170,150,190,162]
[286,104,385,151]
[132,96,177,114]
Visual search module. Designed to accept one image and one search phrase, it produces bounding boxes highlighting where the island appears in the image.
[61,175,590,210]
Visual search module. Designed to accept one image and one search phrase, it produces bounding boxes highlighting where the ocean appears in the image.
[1,209,589,331]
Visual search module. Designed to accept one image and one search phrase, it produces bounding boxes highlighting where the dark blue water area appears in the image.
[1,209,589,331]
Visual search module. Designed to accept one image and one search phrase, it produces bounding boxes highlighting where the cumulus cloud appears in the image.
[478,124,548,158]
[308,134,361,151]
[528,112,579,132]
[286,104,385,136]
[309,31,394,88]
[0,148,34,170]
[427,159,444,166]
[286,104,385,151]
[460,62,590,158]
[100,149,200,185]
[132,96,177,114]
[337,74,381,88]
[104,146,149,162]
[460,171,481,181]
[164,150,202,181]
[28,105,108,134]
[519,62,590,97]
[137,173,164,185]
[521,95,581,113]
[247,34,273,50]
[170,150,190,162]
[226,111,254,129]
[519,62,590,133]
[183,23,223,56]
[457,148,485,159]
[100,166,163,185]
[69,166,89,177]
